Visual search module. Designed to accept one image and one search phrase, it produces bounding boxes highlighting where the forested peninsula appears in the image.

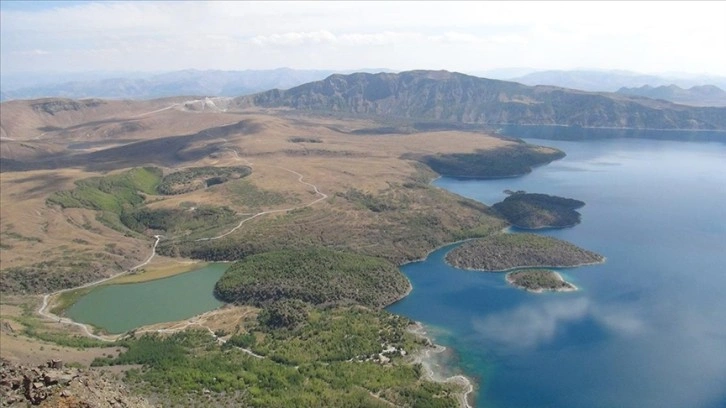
[446,233,604,272]
[492,192,585,229]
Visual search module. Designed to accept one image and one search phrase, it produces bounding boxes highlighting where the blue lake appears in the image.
[388,137,726,408]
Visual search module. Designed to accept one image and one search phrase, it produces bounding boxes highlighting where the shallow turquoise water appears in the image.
[388,138,726,408]
[67,263,228,333]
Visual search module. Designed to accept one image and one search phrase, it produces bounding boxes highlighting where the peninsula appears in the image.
[446,233,604,272]
[492,192,586,229]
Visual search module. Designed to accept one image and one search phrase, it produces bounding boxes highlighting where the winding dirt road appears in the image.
[37,235,162,341]
[36,147,328,341]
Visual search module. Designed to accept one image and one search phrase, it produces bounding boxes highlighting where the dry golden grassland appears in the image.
[1,102,516,290]
[0,99,527,365]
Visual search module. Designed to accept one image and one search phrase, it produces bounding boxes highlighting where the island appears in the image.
[492,192,585,229]
[446,233,604,272]
[506,269,577,293]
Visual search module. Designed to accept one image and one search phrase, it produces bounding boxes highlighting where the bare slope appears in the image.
[2,97,544,294]
[238,70,726,130]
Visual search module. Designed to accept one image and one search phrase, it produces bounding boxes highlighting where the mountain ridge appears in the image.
[616,84,726,107]
[236,70,726,130]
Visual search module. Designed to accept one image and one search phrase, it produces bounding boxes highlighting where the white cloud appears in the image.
[1,1,725,74]
[251,30,338,47]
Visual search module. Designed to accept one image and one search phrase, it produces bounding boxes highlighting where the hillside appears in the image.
[616,84,726,107]
[237,70,726,130]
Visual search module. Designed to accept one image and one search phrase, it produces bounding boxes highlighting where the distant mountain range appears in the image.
[0,68,386,101]
[616,84,726,107]
[236,70,726,130]
[509,69,726,95]
[4,67,725,105]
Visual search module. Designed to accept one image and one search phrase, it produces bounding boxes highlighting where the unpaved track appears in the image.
[37,235,162,342]
[37,146,328,342]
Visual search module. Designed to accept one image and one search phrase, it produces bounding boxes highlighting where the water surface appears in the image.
[389,138,726,408]
[67,263,228,333]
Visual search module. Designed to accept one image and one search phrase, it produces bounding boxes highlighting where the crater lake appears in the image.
[388,136,726,408]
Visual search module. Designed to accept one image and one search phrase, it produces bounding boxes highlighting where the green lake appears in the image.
[66,263,229,333]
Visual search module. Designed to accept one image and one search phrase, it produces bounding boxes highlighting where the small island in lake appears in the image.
[492,192,585,229]
[446,233,604,272]
[506,269,577,293]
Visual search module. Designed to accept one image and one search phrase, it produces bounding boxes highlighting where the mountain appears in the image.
[510,70,726,93]
[616,84,726,107]
[0,68,384,101]
[237,70,726,130]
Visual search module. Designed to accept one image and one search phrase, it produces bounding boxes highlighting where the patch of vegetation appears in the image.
[157,166,251,195]
[50,287,95,316]
[120,206,237,236]
[410,144,565,178]
[1,258,108,295]
[250,306,419,366]
[158,182,506,265]
[493,192,585,229]
[214,248,410,308]
[507,269,576,292]
[1,231,43,243]
[12,315,110,348]
[288,137,323,143]
[224,179,291,208]
[46,167,162,213]
[446,233,604,271]
[258,299,309,330]
[338,188,398,212]
[91,308,461,407]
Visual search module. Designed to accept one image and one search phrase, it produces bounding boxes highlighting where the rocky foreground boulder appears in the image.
[0,359,152,407]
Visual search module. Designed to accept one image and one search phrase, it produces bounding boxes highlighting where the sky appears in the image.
[1,1,725,76]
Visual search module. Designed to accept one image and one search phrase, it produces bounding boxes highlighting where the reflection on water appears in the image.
[389,138,726,408]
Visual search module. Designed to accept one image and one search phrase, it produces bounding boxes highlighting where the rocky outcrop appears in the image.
[0,359,153,407]
[30,99,105,116]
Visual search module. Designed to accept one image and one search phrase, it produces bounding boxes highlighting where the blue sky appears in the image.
[1,1,725,75]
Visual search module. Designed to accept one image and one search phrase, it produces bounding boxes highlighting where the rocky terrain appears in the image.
[0,359,153,407]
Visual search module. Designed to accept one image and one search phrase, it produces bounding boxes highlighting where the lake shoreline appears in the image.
[407,322,475,408]
[446,257,606,273]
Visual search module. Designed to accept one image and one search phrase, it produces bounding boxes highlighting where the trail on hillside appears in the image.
[37,144,327,343]
[37,235,162,342]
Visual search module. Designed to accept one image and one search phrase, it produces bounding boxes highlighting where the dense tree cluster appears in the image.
[493,192,585,229]
[90,308,462,407]
[447,233,604,271]
[120,206,236,235]
[214,248,410,309]
[412,144,565,178]
[157,166,251,195]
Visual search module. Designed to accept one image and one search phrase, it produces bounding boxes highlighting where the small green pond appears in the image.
[66,263,229,334]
